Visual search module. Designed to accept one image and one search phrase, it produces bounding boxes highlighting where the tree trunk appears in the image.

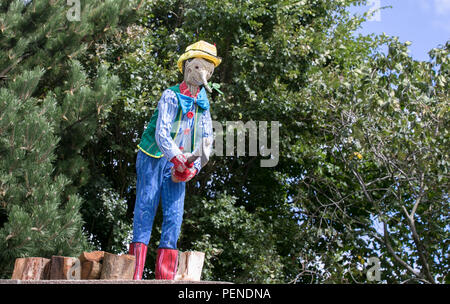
[79,251,104,280]
[175,251,205,281]
[100,253,135,280]
[11,257,51,280]
[49,256,79,280]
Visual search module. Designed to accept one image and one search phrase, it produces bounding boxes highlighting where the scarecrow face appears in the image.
[184,58,215,92]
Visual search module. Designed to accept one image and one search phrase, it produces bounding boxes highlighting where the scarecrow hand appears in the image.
[170,154,189,173]
[183,167,198,182]
[183,152,198,167]
[171,166,182,183]
[171,166,197,183]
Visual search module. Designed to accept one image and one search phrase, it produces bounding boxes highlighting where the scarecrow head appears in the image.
[177,40,222,93]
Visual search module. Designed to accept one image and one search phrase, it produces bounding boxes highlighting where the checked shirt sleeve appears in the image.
[155,89,183,161]
[193,108,214,174]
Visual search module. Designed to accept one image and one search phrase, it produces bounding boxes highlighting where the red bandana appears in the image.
[179,81,200,98]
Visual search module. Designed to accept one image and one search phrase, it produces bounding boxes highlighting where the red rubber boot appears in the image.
[155,248,178,280]
[128,242,148,280]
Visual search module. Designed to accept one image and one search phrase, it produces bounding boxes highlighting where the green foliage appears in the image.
[87,0,447,283]
[82,181,132,253]
[0,0,138,278]
[83,0,378,283]
[292,31,449,283]
[0,68,87,273]
[1,0,447,283]
[183,193,284,283]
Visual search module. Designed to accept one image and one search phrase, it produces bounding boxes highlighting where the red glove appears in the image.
[171,166,197,183]
[170,154,189,173]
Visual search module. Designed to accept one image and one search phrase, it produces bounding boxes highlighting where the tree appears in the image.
[0,0,138,278]
[80,0,367,282]
[69,0,447,283]
[292,33,449,283]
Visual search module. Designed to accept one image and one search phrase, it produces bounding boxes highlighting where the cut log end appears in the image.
[79,251,104,263]
[175,251,205,281]
[11,257,51,280]
[100,253,135,280]
[79,251,105,280]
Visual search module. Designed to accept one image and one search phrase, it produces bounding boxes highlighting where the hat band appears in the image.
[187,48,220,59]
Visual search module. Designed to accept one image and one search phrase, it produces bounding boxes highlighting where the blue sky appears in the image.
[348,0,450,61]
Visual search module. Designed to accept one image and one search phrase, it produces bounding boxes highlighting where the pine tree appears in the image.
[0,0,138,278]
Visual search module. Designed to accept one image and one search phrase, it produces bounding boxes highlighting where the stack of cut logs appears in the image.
[11,252,135,280]
[11,251,205,281]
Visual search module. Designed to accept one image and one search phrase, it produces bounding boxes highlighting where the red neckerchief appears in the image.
[179,81,200,98]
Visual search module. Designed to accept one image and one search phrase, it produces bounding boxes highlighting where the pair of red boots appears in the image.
[128,242,178,280]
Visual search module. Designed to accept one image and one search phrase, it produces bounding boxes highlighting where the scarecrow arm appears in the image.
[155,89,183,161]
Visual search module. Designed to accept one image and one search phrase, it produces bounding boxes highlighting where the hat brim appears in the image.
[177,50,222,73]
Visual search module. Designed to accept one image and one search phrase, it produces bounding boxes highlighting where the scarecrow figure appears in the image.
[128,41,221,280]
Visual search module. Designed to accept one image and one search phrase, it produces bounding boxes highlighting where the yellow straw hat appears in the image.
[177,40,222,73]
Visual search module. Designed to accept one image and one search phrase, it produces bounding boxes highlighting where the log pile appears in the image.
[11,251,135,281]
[11,250,206,281]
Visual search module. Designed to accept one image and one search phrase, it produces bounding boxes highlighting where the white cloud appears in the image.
[434,0,450,15]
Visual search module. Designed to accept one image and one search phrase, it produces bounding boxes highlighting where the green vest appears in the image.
[137,84,205,158]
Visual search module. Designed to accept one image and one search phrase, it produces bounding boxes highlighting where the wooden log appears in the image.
[175,251,205,281]
[11,257,51,280]
[49,256,79,280]
[79,251,104,263]
[78,251,104,280]
[100,253,135,280]
[80,261,102,280]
